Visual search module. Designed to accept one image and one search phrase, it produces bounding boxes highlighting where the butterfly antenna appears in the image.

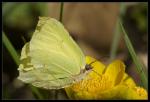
[92,70,102,78]
[89,60,97,65]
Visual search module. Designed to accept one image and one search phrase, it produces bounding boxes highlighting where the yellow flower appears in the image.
[65,56,147,100]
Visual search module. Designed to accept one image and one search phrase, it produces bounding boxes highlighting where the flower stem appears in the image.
[59,2,64,23]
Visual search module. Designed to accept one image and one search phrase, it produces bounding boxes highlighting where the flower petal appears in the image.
[98,85,147,100]
[104,60,125,86]
[122,73,136,87]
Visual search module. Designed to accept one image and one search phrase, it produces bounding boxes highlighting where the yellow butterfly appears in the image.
[18,17,93,89]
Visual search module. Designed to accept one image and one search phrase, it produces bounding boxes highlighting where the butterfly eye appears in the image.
[85,64,92,70]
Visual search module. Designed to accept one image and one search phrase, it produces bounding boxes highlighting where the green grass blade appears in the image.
[2,31,20,65]
[120,21,148,90]
[59,2,64,23]
[29,85,45,99]
[109,4,127,61]
[109,20,121,61]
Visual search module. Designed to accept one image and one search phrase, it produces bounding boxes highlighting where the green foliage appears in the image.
[3,3,48,30]
[130,4,148,33]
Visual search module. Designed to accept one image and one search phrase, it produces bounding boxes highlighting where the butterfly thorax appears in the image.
[72,66,92,83]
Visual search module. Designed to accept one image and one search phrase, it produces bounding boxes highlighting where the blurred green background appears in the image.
[2,2,148,99]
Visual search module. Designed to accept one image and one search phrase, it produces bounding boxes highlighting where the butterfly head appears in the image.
[81,60,97,73]
[85,60,97,70]
[85,64,92,70]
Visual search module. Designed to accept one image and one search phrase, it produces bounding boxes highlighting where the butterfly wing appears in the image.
[18,17,86,89]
